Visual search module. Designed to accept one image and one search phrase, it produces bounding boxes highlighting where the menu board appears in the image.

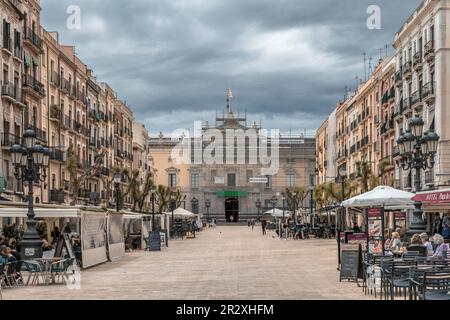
[148,230,161,251]
[340,244,362,282]
[367,208,382,238]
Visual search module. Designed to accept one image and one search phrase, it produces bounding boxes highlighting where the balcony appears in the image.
[61,78,71,95]
[100,167,110,176]
[24,27,43,52]
[389,87,395,102]
[350,120,358,131]
[422,82,435,104]
[1,82,22,103]
[424,40,434,63]
[50,190,65,203]
[49,147,64,162]
[1,133,21,148]
[50,71,60,87]
[392,146,400,158]
[116,150,124,158]
[394,100,403,118]
[63,116,74,132]
[413,51,423,71]
[410,91,422,108]
[49,105,61,122]
[350,145,356,154]
[382,92,389,106]
[28,125,47,142]
[403,62,412,79]
[395,69,403,86]
[2,37,12,53]
[402,97,411,114]
[13,46,22,61]
[22,74,45,97]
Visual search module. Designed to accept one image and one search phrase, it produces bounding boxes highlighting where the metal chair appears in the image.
[22,260,44,285]
[412,271,450,300]
[50,258,76,285]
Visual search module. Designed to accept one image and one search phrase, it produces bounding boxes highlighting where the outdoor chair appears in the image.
[50,258,76,285]
[385,260,417,300]
[5,261,23,287]
[22,260,44,285]
[0,263,7,289]
[402,251,422,262]
[364,255,394,299]
[411,271,450,300]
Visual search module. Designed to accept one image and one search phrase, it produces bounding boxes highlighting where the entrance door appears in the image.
[225,198,239,223]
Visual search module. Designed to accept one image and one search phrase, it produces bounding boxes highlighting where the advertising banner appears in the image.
[81,212,108,268]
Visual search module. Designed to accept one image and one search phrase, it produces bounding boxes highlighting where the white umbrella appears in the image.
[164,207,196,218]
[264,208,287,218]
[341,186,415,208]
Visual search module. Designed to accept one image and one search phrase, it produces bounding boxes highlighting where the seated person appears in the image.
[406,234,427,256]
[389,232,402,253]
[420,233,434,256]
[433,234,449,259]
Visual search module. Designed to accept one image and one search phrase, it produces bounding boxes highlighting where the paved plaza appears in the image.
[3,226,369,300]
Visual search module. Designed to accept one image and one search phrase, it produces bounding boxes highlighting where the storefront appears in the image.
[412,188,450,232]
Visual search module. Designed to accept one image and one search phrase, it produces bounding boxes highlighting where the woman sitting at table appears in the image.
[420,233,434,256]
[432,234,449,259]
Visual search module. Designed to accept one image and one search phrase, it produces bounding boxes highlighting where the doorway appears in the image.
[225,198,239,222]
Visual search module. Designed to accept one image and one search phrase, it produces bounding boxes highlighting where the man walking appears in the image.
[251,218,255,231]
[261,219,267,235]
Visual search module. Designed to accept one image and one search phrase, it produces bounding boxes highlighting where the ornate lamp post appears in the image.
[292,192,297,224]
[205,199,211,222]
[11,128,50,259]
[191,197,199,215]
[113,172,122,213]
[337,165,347,270]
[255,199,261,222]
[397,115,439,235]
[150,186,157,231]
[170,193,177,231]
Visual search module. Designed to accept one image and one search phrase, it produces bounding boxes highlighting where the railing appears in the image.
[1,82,21,101]
[63,116,73,130]
[24,27,43,50]
[3,37,11,51]
[13,46,22,59]
[392,146,400,157]
[50,190,65,203]
[100,167,110,176]
[23,74,45,96]
[64,180,70,191]
[1,133,21,147]
[403,61,412,75]
[4,177,14,191]
[413,51,422,67]
[424,40,434,58]
[422,82,434,99]
[61,78,71,93]
[402,97,411,112]
[410,91,421,106]
[49,147,64,162]
[394,100,403,116]
[350,145,356,154]
[50,71,60,86]
[49,105,61,120]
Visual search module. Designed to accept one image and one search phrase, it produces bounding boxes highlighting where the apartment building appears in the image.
[0,0,27,201]
[393,0,450,191]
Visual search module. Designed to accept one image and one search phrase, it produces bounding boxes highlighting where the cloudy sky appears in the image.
[41,0,422,136]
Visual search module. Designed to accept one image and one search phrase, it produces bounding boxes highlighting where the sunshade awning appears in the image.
[341,186,415,208]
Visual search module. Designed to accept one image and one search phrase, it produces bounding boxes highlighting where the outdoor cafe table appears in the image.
[33,257,65,285]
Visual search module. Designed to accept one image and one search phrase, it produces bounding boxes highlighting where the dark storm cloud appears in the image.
[41,0,422,134]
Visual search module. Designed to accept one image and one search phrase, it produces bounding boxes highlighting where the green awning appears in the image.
[216,190,248,198]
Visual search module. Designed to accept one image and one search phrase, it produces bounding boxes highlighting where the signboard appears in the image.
[214,176,225,184]
[148,230,161,251]
[339,244,362,282]
[81,212,108,269]
[367,208,382,238]
[347,233,367,242]
[412,189,450,204]
[161,229,169,247]
[249,176,268,184]
[54,233,75,259]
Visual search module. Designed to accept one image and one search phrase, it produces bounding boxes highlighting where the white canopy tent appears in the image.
[0,207,80,218]
[341,186,415,208]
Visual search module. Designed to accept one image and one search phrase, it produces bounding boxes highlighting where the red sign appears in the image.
[347,233,367,241]
[367,208,381,219]
[394,211,405,220]
[413,190,450,204]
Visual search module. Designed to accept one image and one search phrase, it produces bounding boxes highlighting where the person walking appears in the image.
[261,219,267,235]
[251,218,255,231]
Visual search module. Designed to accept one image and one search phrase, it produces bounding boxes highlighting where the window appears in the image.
[265,175,272,188]
[168,173,177,188]
[227,173,236,187]
[287,174,295,187]
[191,173,199,188]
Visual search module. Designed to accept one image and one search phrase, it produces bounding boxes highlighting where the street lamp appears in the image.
[255,199,261,222]
[150,186,157,231]
[114,172,122,212]
[11,128,50,259]
[171,193,177,232]
[191,197,199,215]
[205,199,211,224]
[397,115,439,235]
[337,165,347,270]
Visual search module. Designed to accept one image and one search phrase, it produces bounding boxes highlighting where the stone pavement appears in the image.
[3,226,370,300]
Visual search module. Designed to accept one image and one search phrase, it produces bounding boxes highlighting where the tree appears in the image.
[128,171,154,212]
[155,185,185,214]
[356,159,372,193]
[283,187,310,212]
[65,145,104,205]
